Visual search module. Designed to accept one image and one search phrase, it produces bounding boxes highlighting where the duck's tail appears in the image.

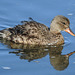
[0,29,11,39]
[0,32,5,38]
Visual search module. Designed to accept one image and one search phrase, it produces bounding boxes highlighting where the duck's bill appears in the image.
[65,28,75,36]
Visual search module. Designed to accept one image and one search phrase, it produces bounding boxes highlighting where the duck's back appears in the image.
[0,21,50,45]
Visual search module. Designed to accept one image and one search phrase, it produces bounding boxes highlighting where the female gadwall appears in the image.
[0,15,75,45]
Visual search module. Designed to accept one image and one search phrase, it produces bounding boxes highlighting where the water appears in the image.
[0,0,75,75]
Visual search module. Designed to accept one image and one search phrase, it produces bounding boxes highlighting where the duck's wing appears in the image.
[11,21,49,36]
[0,21,49,42]
[21,21,49,36]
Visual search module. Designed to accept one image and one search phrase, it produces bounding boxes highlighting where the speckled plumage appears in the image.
[0,15,74,45]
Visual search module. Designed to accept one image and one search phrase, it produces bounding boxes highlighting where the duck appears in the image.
[0,15,75,45]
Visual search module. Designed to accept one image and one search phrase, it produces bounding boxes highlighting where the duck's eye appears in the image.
[62,22,66,25]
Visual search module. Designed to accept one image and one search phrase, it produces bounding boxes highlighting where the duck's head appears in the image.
[50,15,75,36]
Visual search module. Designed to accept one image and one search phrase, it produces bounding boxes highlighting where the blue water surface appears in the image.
[0,0,75,75]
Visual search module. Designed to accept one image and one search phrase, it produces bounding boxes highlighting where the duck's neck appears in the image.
[50,30,61,34]
[50,21,61,33]
[50,26,61,33]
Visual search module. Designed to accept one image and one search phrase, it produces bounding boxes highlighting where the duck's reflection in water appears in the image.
[0,39,75,71]
[49,47,75,71]
[10,49,48,62]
